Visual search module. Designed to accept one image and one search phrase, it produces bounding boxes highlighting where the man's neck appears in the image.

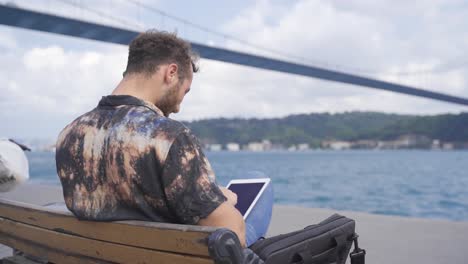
[112,75,164,105]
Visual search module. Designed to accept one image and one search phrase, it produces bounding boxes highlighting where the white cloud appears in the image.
[0,29,17,50]
[19,45,126,112]
[23,46,67,70]
[0,41,128,138]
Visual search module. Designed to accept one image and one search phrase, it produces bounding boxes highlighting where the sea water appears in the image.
[27,150,468,221]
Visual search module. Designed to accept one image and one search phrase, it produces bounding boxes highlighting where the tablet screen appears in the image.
[227,182,266,216]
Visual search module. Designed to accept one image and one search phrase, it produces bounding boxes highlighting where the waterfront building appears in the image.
[226,143,240,151]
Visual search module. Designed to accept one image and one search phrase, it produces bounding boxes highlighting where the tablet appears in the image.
[226,178,271,219]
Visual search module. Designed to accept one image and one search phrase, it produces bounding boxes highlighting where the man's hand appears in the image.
[219,186,238,206]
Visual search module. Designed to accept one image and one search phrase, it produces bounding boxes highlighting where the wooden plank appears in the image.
[0,217,214,264]
[0,234,107,264]
[0,198,216,257]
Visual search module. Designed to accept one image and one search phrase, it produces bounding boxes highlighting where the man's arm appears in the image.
[198,202,246,247]
[161,129,246,246]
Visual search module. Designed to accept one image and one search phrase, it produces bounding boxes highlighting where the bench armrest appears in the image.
[207,229,264,264]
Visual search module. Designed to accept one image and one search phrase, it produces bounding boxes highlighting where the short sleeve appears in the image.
[161,129,226,224]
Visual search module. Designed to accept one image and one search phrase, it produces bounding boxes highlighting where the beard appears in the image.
[157,84,181,117]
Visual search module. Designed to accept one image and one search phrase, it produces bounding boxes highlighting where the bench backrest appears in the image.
[0,198,222,264]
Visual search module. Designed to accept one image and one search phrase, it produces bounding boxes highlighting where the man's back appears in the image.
[55,31,246,245]
[56,95,226,224]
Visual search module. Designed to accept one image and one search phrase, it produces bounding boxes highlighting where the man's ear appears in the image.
[164,63,179,85]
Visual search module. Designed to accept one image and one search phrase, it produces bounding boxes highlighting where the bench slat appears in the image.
[0,234,107,264]
[0,198,215,257]
[0,217,214,264]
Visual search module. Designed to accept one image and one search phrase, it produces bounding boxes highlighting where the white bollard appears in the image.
[0,139,30,192]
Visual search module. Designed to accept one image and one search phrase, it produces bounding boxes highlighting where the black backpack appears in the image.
[248,214,366,264]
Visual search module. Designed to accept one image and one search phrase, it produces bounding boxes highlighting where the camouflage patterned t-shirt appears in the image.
[55,95,226,224]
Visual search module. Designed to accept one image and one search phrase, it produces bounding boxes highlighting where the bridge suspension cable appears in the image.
[53,0,142,30]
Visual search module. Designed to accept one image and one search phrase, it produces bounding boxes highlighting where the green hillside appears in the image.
[183,112,468,147]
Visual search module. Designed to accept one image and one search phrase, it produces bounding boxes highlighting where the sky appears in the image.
[1,0,468,140]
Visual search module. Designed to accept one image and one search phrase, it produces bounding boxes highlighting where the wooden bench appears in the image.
[0,198,260,264]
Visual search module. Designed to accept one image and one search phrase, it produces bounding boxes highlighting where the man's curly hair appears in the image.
[123,30,199,80]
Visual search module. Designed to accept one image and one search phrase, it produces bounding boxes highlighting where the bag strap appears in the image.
[349,234,366,264]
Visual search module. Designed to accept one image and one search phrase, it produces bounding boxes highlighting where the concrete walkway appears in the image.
[2,183,468,263]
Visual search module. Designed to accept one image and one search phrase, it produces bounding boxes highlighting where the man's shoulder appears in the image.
[148,118,194,152]
[151,116,188,134]
[56,109,96,143]
[113,103,188,137]
[54,105,194,155]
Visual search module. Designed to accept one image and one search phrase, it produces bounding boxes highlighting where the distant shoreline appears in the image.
[28,148,468,154]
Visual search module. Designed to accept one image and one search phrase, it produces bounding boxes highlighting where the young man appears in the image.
[55,31,246,246]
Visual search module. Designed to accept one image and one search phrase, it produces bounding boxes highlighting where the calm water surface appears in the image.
[27,150,468,221]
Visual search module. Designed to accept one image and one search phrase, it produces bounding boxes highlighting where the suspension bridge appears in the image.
[0,2,467,106]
